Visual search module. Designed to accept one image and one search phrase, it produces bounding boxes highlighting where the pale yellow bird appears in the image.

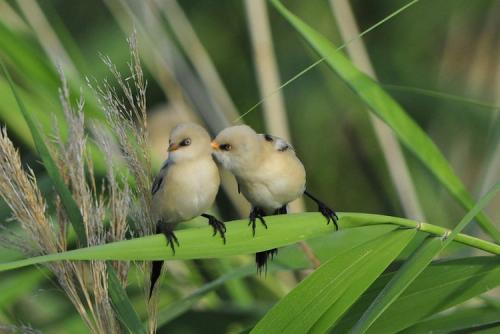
[211,125,337,271]
[150,123,225,297]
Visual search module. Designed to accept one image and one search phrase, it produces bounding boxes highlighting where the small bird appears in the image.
[211,125,337,272]
[149,123,225,297]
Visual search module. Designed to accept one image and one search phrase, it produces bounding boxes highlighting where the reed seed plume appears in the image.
[87,32,153,237]
[92,123,131,285]
[0,54,148,333]
[0,127,56,255]
[86,32,161,327]
[51,69,122,333]
[0,31,155,333]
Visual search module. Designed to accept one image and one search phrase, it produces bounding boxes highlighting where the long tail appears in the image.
[255,205,287,274]
[149,223,164,299]
[256,249,278,274]
[149,260,163,298]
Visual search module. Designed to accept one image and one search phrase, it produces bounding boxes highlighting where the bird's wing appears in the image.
[151,161,169,195]
[151,174,163,195]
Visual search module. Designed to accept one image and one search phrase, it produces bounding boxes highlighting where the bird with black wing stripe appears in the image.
[211,125,338,273]
[149,123,225,297]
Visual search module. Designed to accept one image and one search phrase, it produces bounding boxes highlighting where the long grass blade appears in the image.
[382,84,500,111]
[332,256,500,333]
[330,0,424,221]
[1,213,498,273]
[351,182,499,334]
[401,305,500,334]
[269,0,500,242]
[156,225,397,328]
[251,229,416,334]
[1,60,87,244]
[237,0,420,121]
[108,267,147,334]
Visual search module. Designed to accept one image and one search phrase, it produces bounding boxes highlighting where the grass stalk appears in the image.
[16,0,76,75]
[329,0,425,221]
[157,0,241,124]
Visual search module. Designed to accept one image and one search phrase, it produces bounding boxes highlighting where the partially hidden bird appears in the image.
[211,125,337,272]
[149,123,226,297]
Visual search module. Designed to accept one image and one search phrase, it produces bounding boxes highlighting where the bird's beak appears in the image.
[211,141,220,150]
[168,143,180,152]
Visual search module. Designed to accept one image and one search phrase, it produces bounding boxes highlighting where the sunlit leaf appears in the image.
[251,229,416,334]
[332,256,500,333]
[269,0,500,242]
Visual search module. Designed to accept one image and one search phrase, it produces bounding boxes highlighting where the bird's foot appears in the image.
[304,191,339,230]
[202,213,226,244]
[163,229,179,255]
[248,207,267,237]
[317,202,339,230]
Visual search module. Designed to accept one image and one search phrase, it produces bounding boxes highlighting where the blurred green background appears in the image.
[0,0,498,332]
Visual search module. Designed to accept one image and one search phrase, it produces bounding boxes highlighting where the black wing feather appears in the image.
[151,175,163,195]
[152,161,170,195]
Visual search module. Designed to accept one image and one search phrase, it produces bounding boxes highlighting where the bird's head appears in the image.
[167,123,212,162]
[211,125,263,174]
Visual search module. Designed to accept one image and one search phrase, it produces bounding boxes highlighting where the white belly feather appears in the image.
[152,157,220,224]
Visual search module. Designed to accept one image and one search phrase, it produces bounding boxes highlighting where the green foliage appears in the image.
[0,213,498,273]
[252,229,416,334]
[269,0,500,242]
[1,61,145,333]
[333,256,500,333]
[108,267,147,334]
[0,1,498,332]
[1,60,87,244]
[401,304,500,334]
[351,183,500,333]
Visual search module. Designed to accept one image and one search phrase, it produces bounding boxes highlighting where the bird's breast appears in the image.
[238,157,306,211]
[153,158,220,223]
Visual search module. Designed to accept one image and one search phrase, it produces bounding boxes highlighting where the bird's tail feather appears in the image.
[149,260,163,299]
[255,205,286,274]
[256,248,278,274]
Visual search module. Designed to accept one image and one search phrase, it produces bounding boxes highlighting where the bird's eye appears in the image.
[264,134,273,142]
[180,138,191,146]
[220,144,232,151]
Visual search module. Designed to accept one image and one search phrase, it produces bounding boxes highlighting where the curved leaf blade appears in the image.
[401,305,500,334]
[269,0,500,242]
[332,256,500,333]
[0,213,499,273]
[251,229,416,334]
[1,60,87,244]
[108,267,147,334]
[156,225,397,328]
[351,182,500,334]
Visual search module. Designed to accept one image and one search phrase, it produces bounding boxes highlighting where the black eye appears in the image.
[220,144,232,151]
[180,138,191,146]
[264,134,273,142]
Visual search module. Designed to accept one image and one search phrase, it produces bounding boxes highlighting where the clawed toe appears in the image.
[211,220,226,244]
[318,203,339,230]
[304,191,339,230]
[203,214,226,243]
[249,207,267,236]
[163,230,179,255]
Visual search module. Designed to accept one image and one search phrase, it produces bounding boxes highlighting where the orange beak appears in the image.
[168,143,180,152]
[211,141,220,150]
